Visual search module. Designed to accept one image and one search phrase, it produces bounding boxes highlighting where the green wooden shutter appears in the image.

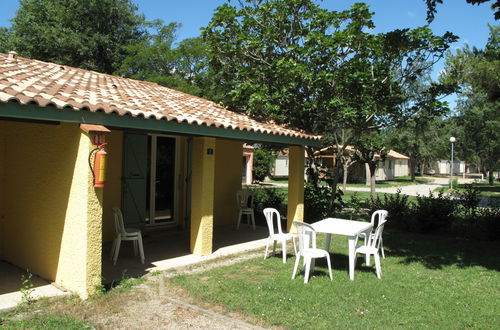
[122,133,148,228]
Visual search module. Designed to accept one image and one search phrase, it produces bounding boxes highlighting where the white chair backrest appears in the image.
[263,208,285,237]
[113,207,127,236]
[370,222,386,250]
[237,189,253,208]
[371,210,388,228]
[294,221,317,252]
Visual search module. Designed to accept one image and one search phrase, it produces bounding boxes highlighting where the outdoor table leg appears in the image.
[348,236,356,280]
[325,233,332,251]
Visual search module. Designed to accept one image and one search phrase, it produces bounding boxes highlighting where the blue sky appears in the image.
[1,0,497,107]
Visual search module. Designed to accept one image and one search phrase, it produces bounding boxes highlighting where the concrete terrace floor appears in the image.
[1,224,271,311]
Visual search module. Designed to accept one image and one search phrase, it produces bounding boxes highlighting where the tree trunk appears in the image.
[369,163,377,199]
[365,163,371,186]
[420,161,426,176]
[489,171,494,184]
[342,162,349,191]
[409,157,416,181]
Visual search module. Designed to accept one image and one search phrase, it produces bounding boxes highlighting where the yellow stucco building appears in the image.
[0,52,321,298]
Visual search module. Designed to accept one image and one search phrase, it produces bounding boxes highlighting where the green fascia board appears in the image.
[0,102,322,147]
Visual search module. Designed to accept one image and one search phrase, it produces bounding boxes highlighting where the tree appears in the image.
[353,132,388,199]
[384,62,454,180]
[203,0,456,200]
[6,0,147,74]
[424,0,500,22]
[252,148,276,182]
[115,21,209,96]
[441,25,500,183]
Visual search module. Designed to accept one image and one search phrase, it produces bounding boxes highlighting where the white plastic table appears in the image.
[311,218,373,280]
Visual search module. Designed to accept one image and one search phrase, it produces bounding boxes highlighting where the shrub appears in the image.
[368,190,413,230]
[412,191,456,233]
[456,184,480,215]
[304,183,344,223]
[451,207,500,241]
[251,187,286,215]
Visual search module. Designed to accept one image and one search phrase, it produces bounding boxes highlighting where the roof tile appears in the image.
[0,53,320,141]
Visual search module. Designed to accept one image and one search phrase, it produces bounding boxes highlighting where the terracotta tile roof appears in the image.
[387,150,410,160]
[0,52,320,141]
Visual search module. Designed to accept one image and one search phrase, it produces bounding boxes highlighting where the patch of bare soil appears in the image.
[21,250,282,329]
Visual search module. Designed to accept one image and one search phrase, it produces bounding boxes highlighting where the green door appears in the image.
[122,133,148,228]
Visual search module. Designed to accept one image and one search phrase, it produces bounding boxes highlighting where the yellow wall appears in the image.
[0,121,102,298]
[214,139,243,226]
[102,130,123,242]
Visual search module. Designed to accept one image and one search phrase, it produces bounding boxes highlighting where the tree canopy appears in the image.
[3,0,147,74]
[203,0,456,195]
[424,0,500,22]
[440,25,500,183]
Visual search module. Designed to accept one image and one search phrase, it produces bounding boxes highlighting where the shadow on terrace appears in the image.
[102,225,270,285]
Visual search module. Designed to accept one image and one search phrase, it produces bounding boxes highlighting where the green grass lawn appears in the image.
[170,230,500,329]
[266,176,432,188]
[344,176,432,188]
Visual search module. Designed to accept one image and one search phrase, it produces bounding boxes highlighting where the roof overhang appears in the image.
[0,102,323,147]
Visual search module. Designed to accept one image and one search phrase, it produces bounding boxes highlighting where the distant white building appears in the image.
[429,160,466,175]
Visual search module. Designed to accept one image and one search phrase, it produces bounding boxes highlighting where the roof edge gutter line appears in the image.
[0,103,322,147]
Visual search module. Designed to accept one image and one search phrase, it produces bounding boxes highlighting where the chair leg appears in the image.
[264,237,271,259]
[281,240,287,264]
[236,210,242,230]
[374,253,382,279]
[292,254,301,280]
[326,254,333,280]
[292,236,297,255]
[304,257,312,284]
[110,238,118,260]
[138,235,145,264]
[133,240,138,256]
[381,237,385,259]
[113,238,122,265]
[251,211,256,230]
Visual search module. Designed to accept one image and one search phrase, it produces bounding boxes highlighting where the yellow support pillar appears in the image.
[190,137,216,256]
[287,146,305,232]
[56,130,103,299]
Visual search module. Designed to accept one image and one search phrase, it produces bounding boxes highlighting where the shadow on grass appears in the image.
[383,229,500,271]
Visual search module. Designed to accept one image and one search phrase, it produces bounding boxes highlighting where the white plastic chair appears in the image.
[359,210,388,259]
[111,207,145,265]
[292,221,333,284]
[354,220,386,279]
[236,189,255,230]
[263,208,297,263]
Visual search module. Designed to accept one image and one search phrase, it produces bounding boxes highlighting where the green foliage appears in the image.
[20,270,35,305]
[204,0,456,200]
[115,22,209,96]
[304,183,344,222]
[424,0,500,22]
[6,0,148,74]
[451,206,500,241]
[441,26,500,184]
[252,187,286,215]
[368,190,413,229]
[412,191,457,233]
[252,148,276,182]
